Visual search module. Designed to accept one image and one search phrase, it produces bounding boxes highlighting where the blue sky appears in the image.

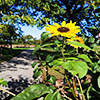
[21,25,46,39]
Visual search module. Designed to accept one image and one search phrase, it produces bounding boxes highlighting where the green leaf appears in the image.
[68,41,93,51]
[53,59,63,66]
[44,91,62,100]
[48,75,56,84]
[41,32,49,40]
[49,85,56,90]
[34,69,42,78]
[62,61,89,78]
[32,61,38,68]
[32,43,55,55]
[0,78,4,83]
[0,81,8,86]
[33,64,39,72]
[97,76,100,88]
[0,78,8,86]
[46,54,55,62]
[77,54,92,63]
[54,40,60,44]
[41,43,54,48]
[66,57,78,60]
[88,37,95,43]
[32,45,41,55]
[45,94,53,100]
[11,84,51,100]
[37,97,44,100]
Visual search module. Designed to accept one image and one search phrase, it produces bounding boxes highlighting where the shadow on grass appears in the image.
[0,76,34,100]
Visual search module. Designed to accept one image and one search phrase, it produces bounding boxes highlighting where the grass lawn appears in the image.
[0,47,33,63]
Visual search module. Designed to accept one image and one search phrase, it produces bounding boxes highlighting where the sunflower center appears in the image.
[57,27,70,32]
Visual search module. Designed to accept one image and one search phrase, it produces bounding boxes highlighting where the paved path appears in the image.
[0,49,37,99]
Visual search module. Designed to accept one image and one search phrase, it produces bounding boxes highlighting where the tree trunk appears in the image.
[9,37,12,54]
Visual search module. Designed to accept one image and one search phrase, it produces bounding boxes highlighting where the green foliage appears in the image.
[52,57,90,78]
[48,76,56,84]
[13,35,35,45]
[97,76,100,88]
[68,41,93,51]
[30,32,100,100]
[9,33,100,100]
[32,45,41,55]
[46,54,55,63]
[8,31,100,100]
[41,32,49,41]
[44,91,62,100]
[0,78,7,86]
[0,24,19,50]
[11,84,51,100]
[77,54,92,63]
[62,61,89,78]
[34,68,42,79]
[32,61,38,68]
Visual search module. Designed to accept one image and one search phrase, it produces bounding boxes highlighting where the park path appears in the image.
[0,49,37,99]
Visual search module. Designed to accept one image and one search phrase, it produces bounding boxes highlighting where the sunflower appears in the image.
[67,36,84,48]
[45,20,81,38]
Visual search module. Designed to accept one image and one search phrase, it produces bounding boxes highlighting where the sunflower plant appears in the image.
[11,21,100,100]
[30,21,94,100]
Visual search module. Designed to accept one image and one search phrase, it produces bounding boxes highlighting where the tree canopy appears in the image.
[0,24,19,47]
[14,34,35,45]
[0,0,100,36]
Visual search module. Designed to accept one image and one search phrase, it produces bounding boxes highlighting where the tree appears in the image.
[14,35,35,45]
[0,0,100,36]
[0,24,19,51]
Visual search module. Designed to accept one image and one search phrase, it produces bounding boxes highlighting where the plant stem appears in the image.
[61,37,66,62]
[61,38,77,99]
[0,86,16,96]
[61,48,66,62]
[76,48,78,54]
[57,87,73,100]
[65,75,75,99]
[62,94,73,100]
[65,75,71,88]
[72,77,78,100]
[75,75,86,100]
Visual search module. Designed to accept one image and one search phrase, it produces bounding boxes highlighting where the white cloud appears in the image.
[21,25,46,39]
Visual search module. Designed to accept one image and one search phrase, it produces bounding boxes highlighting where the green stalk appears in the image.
[76,48,78,54]
[61,37,66,62]
[61,48,66,62]
[65,75,76,99]
[61,38,77,99]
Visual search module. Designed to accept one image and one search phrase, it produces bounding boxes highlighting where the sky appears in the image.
[21,25,46,39]
[20,8,45,39]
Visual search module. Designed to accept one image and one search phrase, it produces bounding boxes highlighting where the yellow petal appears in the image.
[73,22,76,25]
[61,21,66,27]
[70,20,72,24]
[53,22,60,28]
[45,27,50,31]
